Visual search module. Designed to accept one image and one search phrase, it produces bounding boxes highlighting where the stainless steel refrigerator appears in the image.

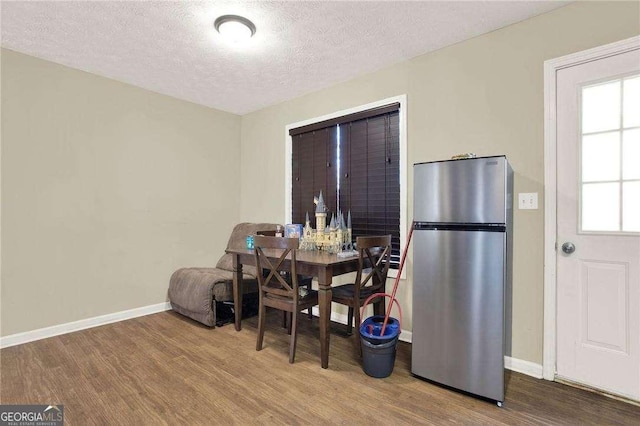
[411,155,513,405]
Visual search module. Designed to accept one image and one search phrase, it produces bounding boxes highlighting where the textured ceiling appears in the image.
[1,1,568,115]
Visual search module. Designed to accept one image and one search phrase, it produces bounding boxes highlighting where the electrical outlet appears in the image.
[518,193,538,210]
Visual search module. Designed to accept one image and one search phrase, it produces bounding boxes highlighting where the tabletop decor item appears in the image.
[245,235,254,249]
[284,224,303,239]
[299,191,353,252]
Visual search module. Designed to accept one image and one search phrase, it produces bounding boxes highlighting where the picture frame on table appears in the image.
[284,224,303,240]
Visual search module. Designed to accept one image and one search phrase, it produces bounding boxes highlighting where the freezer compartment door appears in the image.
[413,157,507,224]
[411,229,505,402]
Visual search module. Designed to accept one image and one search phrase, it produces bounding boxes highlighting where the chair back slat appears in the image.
[355,235,392,292]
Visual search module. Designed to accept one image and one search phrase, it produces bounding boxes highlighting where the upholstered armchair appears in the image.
[168,222,280,327]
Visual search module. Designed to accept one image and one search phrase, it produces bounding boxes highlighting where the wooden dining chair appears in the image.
[253,235,319,363]
[331,235,392,355]
[256,230,313,326]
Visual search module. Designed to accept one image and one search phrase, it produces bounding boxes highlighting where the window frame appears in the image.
[285,95,408,279]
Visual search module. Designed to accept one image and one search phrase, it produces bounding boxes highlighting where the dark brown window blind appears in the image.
[291,103,401,267]
[291,127,333,226]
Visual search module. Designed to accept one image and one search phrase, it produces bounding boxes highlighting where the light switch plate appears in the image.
[518,193,538,210]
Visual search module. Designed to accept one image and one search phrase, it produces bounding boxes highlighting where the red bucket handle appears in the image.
[360,292,403,332]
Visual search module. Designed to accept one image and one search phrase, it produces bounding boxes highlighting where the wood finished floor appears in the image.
[2,310,639,425]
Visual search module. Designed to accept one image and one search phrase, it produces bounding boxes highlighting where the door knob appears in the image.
[561,242,576,254]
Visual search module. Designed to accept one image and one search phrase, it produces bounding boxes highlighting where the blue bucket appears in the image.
[359,315,400,344]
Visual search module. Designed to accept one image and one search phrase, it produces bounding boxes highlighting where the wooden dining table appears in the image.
[225,247,362,369]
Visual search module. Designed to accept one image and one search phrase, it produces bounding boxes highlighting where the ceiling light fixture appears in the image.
[214,15,256,43]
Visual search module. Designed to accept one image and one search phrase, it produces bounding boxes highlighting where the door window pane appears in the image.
[582,131,620,182]
[623,75,640,128]
[582,81,621,134]
[580,75,640,234]
[623,181,640,232]
[623,129,640,180]
[582,182,620,231]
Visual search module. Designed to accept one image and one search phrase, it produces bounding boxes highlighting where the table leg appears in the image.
[317,268,333,369]
[232,254,243,331]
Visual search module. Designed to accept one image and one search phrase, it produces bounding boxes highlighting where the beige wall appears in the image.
[1,49,241,336]
[239,2,640,364]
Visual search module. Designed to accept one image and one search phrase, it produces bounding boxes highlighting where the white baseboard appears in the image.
[312,307,413,343]
[314,308,543,379]
[398,329,413,343]
[504,356,544,379]
[2,303,544,380]
[0,302,172,349]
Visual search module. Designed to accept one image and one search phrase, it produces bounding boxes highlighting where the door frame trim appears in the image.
[543,35,640,381]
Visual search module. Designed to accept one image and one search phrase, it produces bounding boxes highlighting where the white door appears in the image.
[556,46,640,401]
